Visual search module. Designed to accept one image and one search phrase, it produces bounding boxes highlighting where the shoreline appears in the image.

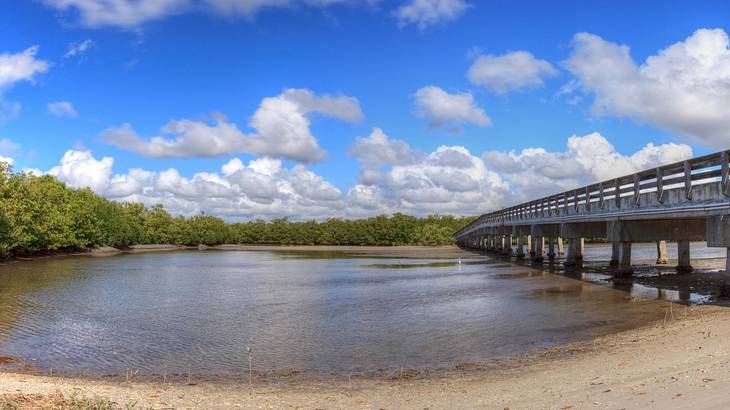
[3,304,730,408]
[0,244,484,265]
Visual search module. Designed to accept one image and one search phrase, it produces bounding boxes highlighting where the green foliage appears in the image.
[0,163,475,258]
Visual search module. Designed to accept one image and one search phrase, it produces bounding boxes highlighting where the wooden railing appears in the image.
[454,149,730,238]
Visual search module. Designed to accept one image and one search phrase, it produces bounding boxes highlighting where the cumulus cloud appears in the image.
[467,50,558,94]
[102,89,362,163]
[47,101,78,118]
[563,28,730,147]
[349,128,421,169]
[413,86,490,131]
[394,0,470,29]
[482,132,693,202]
[42,149,354,220]
[0,156,12,166]
[48,150,115,193]
[64,39,94,59]
[348,128,508,215]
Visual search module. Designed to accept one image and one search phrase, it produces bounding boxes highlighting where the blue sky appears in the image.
[1,0,730,220]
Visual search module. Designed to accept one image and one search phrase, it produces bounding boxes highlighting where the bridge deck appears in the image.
[454,150,730,274]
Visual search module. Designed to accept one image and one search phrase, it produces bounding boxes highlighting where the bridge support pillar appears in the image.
[547,237,557,260]
[656,240,668,264]
[617,242,633,275]
[676,240,693,273]
[565,238,584,267]
[533,236,544,263]
[503,234,513,255]
[610,242,619,266]
[705,215,730,272]
[515,235,525,258]
[527,235,534,257]
[557,237,564,256]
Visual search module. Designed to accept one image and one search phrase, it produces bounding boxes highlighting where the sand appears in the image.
[2,303,730,409]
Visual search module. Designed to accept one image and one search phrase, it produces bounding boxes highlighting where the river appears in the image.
[0,244,721,378]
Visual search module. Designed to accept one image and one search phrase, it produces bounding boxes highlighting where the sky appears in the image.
[1,0,730,220]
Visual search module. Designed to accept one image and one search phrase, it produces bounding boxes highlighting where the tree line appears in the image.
[0,163,474,259]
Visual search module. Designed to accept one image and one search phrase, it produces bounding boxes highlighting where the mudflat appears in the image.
[2,304,730,409]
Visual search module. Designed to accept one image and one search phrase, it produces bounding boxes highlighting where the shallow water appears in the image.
[0,247,715,376]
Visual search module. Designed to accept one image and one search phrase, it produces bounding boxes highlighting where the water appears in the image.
[0,247,716,377]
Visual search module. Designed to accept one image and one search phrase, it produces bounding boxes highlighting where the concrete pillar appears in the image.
[533,236,544,263]
[617,242,633,275]
[677,240,693,273]
[557,236,564,256]
[503,234,513,255]
[579,238,585,257]
[565,238,584,267]
[707,215,730,271]
[610,242,619,266]
[656,240,668,264]
[547,237,556,260]
[516,235,525,258]
[528,235,535,257]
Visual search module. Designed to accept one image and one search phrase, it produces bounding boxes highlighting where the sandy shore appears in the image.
[2,304,730,409]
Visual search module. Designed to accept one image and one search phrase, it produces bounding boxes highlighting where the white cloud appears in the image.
[42,149,350,220]
[348,128,508,215]
[42,0,190,28]
[467,50,558,94]
[206,0,359,16]
[47,101,78,118]
[0,46,48,124]
[30,131,691,220]
[0,46,49,89]
[394,0,470,29]
[563,28,730,147]
[64,39,94,59]
[0,139,19,168]
[349,127,420,169]
[48,150,114,193]
[413,86,490,131]
[482,132,693,202]
[42,0,374,28]
[102,88,362,163]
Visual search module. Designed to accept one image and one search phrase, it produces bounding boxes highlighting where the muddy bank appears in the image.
[0,244,481,265]
[2,304,730,409]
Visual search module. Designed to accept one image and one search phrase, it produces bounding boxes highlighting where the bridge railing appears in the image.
[454,149,730,238]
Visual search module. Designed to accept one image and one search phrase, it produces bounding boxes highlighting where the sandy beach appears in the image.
[1,303,729,409]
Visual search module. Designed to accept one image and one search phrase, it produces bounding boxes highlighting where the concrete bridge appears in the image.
[454,150,730,275]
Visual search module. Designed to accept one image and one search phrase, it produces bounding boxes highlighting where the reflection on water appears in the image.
[0,248,713,377]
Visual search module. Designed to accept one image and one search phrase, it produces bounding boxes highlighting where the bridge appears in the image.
[454,149,730,275]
